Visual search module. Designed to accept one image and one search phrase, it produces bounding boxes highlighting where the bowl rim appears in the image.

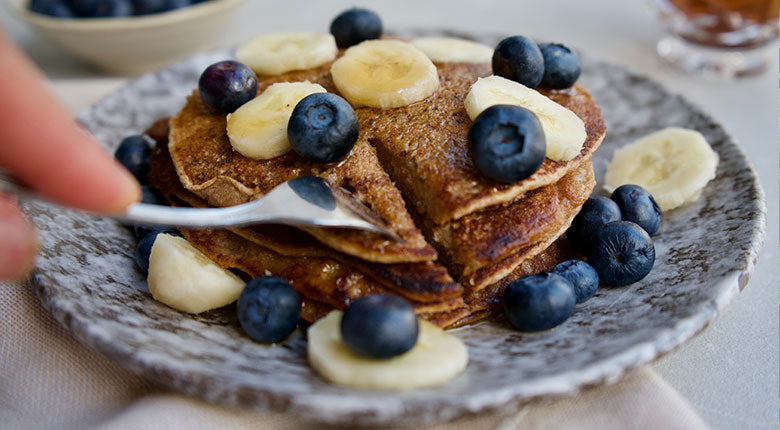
[7,0,246,31]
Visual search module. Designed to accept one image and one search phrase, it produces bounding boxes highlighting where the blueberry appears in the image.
[587,221,655,286]
[567,196,622,254]
[134,224,161,240]
[115,135,153,184]
[492,36,545,88]
[468,104,546,183]
[198,60,258,113]
[134,229,170,273]
[132,186,169,239]
[330,8,383,48]
[288,93,359,163]
[340,295,418,359]
[72,0,133,17]
[140,185,167,205]
[503,272,576,332]
[237,276,300,343]
[539,43,581,89]
[610,184,662,236]
[29,0,74,17]
[551,260,599,303]
[132,0,189,15]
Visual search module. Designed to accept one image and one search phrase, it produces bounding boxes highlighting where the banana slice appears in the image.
[307,310,468,390]
[411,37,493,64]
[236,32,338,76]
[464,75,586,161]
[604,127,718,211]
[330,39,439,109]
[147,233,245,314]
[226,81,326,160]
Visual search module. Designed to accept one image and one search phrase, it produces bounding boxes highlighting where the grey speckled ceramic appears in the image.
[30,30,765,426]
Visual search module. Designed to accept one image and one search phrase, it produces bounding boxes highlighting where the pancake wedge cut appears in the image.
[428,162,596,291]
[363,63,605,225]
[149,144,462,305]
[176,226,469,328]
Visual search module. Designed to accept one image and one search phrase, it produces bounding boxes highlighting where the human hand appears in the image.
[0,30,140,280]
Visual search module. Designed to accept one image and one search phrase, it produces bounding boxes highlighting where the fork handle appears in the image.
[0,169,267,228]
[121,202,270,228]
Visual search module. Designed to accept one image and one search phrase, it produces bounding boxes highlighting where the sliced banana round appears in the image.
[236,32,338,76]
[411,37,493,64]
[330,39,439,109]
[307,310,468,390]
[465,75,586,161]
[226,81,327,160]
[147,233,245,314]
[604,127,718,211]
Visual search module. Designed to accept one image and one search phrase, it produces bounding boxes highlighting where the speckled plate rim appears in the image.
[30,30,767,426]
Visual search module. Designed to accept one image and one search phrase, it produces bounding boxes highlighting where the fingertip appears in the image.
[0,197,38,281]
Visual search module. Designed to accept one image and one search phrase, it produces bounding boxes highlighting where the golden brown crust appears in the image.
[150,143,462,303]
[462,238,577,313]
[168,60,436,263]
[436,162,595,291]
[168,60,605,264]
[366,63,605,224]
[178,225,468,327]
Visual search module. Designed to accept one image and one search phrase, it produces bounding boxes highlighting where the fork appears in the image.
[0,172,393,237]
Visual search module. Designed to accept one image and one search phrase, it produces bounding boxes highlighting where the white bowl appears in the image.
[7,0,246,75]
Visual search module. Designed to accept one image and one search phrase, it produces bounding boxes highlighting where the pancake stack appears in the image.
[147,58,605,328]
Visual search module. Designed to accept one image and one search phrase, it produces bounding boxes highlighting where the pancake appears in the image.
[149,142,580,328]
[430,161,595,291]
[168,59,605,266]
[180,227,469,328]
[365,62,605,224]
[169,78,435,264]
[154,50,607,329]
[149,143,462,304]
[460,238,577,317]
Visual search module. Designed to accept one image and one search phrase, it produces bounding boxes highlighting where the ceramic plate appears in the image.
[31,31,765,426]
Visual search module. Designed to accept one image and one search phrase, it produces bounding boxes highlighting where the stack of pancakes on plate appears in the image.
[147,59,605,328]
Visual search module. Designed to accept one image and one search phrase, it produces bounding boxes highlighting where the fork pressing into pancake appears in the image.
[0,172,394,237]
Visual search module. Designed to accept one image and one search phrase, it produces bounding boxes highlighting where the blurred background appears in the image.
[1,1,778,429]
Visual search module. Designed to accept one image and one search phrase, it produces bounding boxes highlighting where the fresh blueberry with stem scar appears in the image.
[539,42,581,89]
[237,276,301,343]
[340,294,419,359]
[468,104,546,183]
[198,60,258,113]
[330,7,383,48]
[503,272,576,332]
[610,184,662,236]
[567,196,622,254]
[288,93,359,163]
[492,35,545,88]
[115,135,153,184]
[551,260,599,303]
[587,221,655,286]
